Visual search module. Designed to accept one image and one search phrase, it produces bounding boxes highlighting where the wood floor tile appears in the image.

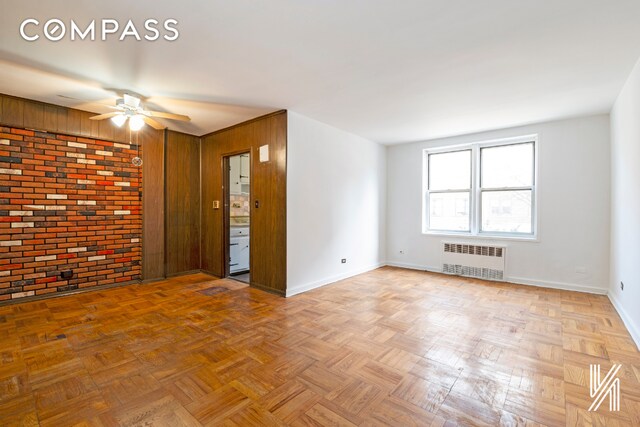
[391,373,450,413]
[0,269,638,425]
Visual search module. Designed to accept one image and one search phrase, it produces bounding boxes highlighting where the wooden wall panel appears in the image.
[141,129,166,281]
[165,131,201,276]
[0,93,145,145]
[201,111,287,294]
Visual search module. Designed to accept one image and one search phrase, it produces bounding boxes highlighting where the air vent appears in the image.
[443,243,503,258]
[442,242,506,281]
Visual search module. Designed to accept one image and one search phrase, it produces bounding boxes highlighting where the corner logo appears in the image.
[589,364,622,411]
[19,19,179,42]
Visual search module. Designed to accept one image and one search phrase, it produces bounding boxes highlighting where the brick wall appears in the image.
[0,127,142,302]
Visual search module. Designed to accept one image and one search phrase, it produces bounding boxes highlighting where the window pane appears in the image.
[429,150,471,190]
[429,192,470,231]
[481,143,533,188]
[481,190,532,233]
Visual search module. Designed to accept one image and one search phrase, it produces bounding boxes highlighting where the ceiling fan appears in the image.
[89,94,191,131]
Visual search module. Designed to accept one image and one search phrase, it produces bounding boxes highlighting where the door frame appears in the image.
[222,149,252,280]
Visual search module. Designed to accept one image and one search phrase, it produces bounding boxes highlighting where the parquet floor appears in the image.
[1,267,639,426]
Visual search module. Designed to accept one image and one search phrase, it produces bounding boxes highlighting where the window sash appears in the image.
[423,137,537,237]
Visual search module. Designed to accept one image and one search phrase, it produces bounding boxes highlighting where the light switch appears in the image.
[213,200,220,209]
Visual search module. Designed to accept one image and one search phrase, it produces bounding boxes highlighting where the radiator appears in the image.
[441,242,506,281]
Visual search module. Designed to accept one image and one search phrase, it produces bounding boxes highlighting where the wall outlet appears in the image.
[341,259,346,264]
[621,281,624,291]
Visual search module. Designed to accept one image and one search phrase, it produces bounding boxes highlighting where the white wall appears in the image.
[387,115,611,294]
[286,112,386,296]
[609,58,640,348]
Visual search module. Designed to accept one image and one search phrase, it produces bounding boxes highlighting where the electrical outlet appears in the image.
[341,259,346,264]
[621,281,624,291]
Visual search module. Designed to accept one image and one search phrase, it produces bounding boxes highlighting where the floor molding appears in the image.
[506,276,608,295]
[286,262,385,297]
[608,291,640,351]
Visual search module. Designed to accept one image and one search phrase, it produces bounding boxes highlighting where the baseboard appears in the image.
[385,261,608,295]
[286,262,385,297]
[506,276,608,295]
[385,261,442,273]
[608,291,640,351]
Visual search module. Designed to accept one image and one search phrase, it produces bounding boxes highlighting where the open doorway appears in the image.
[224,152,251,283]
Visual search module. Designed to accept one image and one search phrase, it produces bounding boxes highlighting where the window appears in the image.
[423,136,537,238]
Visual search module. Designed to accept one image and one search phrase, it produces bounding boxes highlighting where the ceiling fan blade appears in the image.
[90,112,121,121]
[123,94,141,108]
[142,116,166,130]
[145,110,191,122]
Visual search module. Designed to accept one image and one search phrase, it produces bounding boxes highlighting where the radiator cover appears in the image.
[442,242,506,281]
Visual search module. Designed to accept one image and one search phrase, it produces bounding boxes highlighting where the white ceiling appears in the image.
[1,1,640,143]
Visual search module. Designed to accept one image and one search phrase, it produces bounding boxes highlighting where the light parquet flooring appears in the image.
[0,267,639,426]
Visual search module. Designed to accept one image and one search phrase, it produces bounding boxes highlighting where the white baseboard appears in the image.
[285,262,385,297]
[506,276,608,295]
[608,291,640,351]
[385,261,442,273]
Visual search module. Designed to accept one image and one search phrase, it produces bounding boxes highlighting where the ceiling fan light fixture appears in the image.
[111,114,127,127]
[129,115,145,131]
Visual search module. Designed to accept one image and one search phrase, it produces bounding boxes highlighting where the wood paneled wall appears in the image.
[165,131,200,276]
[0,93,165,283]
[141,130,165,281]
[1,94,138,144]
[201,111,287,295]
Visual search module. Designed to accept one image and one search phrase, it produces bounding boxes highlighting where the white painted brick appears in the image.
[9,211,32,216]
[68,141,87,149]
[114,143,131,149]
[0,240,21,247]
[0,168,22,175]
[11,222,34,228]
[0,271,10,277]
[97,171,114,176]
[24,205,44,210]
[0,139,9,145]
[88,255,106,262]
[114,210,130,215]
[115,182,130,187]
[131,238,140,243]
[45,205,67,211]
[77,159,96,165]
[66,152,86,159]
[77,180,95,185]
[77,200,96,206]
[68,247,87,253]
[95,150,112,156]
[35,255,57,262]
[11,291,35,299]
[47,194,67,200]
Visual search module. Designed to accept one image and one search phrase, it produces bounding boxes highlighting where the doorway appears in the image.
[224,152,251,283]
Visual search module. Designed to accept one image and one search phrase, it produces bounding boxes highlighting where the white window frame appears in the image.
[422,134,538,240]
